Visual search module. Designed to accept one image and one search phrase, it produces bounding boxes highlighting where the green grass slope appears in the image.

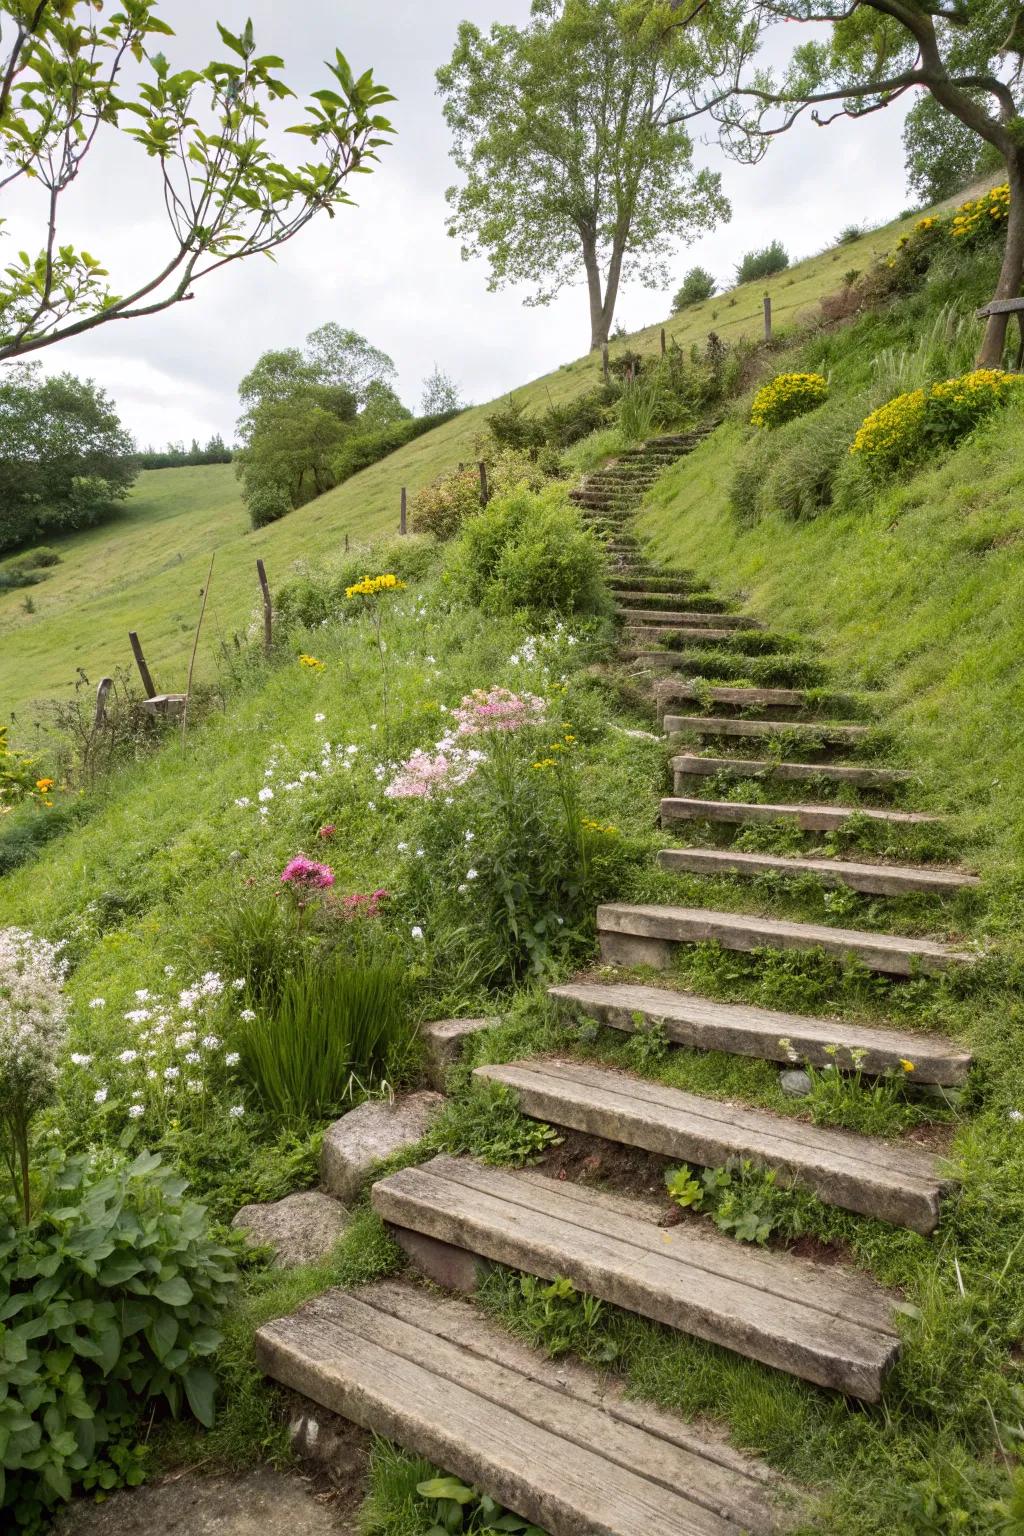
[1,205,930,718]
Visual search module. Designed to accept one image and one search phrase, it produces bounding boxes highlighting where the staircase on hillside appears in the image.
[254,426,978,1535]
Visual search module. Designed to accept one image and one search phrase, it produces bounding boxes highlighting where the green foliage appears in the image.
[426,1080,561,1167]
[0,12,395,360]
[486,391,610,454]
[487,1272,618,1367]
[665,1158,804,1246]
[903,92,1003,205]
[421,366,465,417]
[0,1150,236,1526]
[0,364,136,553]
[330,410,465,489]
[750,372,829,430]
[850,368,1021,479]
[437,0,729,345]
[735,241,789,284]
[235,955,416,1123]
[672,265,717,310]
[361,1442,549,1536]
[730,394,868,526]
[445,484,610,620]
[273,534,438,631]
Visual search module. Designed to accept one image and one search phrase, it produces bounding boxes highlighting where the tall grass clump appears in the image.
[234,956,415,1122]
[617,372,663,442]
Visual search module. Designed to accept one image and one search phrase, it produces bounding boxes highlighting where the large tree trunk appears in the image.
[977,148,1024,368]
[581,231,608,351]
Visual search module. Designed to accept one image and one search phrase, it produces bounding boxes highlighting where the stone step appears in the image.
[660,797,940,832]
[672,755,912,790]
[617,609,760,629]
[664,716,871,745]
[475,1058,951,1233]
[656,683,858,715]
[548,980,972,1085]
[658,847,979,897]
[597,903,975,977]
[256,1281,791,1536]
[371,1156,900,1401]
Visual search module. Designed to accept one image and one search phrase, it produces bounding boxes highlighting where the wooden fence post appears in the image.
[92,678,112,732]
[400,486,407,535]
[660,327,666,356]
[478,460,489,507]
[763,293,772,341]
[344,533,350,553]
[128,632,156,698]
[256,559,272,656]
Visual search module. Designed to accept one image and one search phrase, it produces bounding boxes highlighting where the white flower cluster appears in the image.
[0,928,69,1119]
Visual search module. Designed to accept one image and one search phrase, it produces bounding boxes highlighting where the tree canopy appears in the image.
[437,0,732,349]
[0,3,394,360]
[0,363,137,552]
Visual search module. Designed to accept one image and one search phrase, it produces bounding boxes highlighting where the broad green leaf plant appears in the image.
[0,2,394,360]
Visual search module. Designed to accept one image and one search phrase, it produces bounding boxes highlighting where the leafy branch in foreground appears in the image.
[0,3,394,359]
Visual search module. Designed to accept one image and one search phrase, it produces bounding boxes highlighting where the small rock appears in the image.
[321,1091,444,1202]
[231,1190,348,1267]
[780,1069,813,1098]
[421,1017,498,1089]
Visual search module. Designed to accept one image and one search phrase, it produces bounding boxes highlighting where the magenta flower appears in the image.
[280,857,335,891]
[337,888,389,920]
[318,824,336,840]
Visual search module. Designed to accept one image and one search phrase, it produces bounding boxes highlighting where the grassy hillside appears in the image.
[1,204,930,719]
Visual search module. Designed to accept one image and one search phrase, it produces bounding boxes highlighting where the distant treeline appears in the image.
[138,435,233,469]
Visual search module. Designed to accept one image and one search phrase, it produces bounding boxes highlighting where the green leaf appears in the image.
[146,1312,178,1363]
[153,1276,193,1307]
[181,1365,216,1428]
[417,1478,476,1504]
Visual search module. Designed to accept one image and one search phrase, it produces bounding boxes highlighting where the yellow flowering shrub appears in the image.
[850,368,1020,476]
[951,183,1011,243]
[344,573,408,599]
[750,373,829,430]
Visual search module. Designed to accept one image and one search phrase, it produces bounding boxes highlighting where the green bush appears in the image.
[735,240,789,283]
[731,393,869,526]
[672,265,716,310]
[486,390,610,454]
[486,396,547,453]
[234,955,415,1121]
[446,484,609,620]
[750,372,829,429]
[0,1150,236,1527]
[273,535,438,630]
[850,367,1021,479]
[412,450,555,543]
[329,409,463,485]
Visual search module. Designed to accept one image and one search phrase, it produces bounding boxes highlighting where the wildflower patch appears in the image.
[750,373,828,430]
[851,368,1021,476]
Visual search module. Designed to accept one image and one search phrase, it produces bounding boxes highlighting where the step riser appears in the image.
[618,611,758,629]
[657,848,976,897]
[664,716,869,745]
[673,757,911,790]
[477,1065,944,1233]
[660,798,939,832]
[548,983,972,1085]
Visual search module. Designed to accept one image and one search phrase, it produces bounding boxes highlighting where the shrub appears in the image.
[618,372,662,442]
[538,389,609,448]
[835,223,863,245]
[850,368,1020,478]
[750,372,829,429]
[446,484,609,621]
[0,1150,236,1526]
[412,450,553,543]
[273,535,438,630]
[672,266,716,310]
[0,926,68,1219]
[244,475,290,529]
[330,409,463,486]
[234,955,414,1121]
[486,396,547,453]
[735,240,789,283]
[950,182,1010,245]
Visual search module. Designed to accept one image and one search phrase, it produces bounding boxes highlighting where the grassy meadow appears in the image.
[1,203,931,720]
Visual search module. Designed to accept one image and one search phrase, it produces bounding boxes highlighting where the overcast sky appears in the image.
[4,1,913,448]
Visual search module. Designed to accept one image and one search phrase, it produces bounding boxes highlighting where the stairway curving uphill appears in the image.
[256,426,977,1534]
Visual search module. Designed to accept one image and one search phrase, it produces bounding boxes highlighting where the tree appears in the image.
[304,323,398,405]
[664,0,1024,367]
[672,265,717,309]
[0,5,394,361]
[437,0,731,351]
[903,92,1003,205]
[735,240,788,283]
[421,366,464,415]
[0,363,136,551]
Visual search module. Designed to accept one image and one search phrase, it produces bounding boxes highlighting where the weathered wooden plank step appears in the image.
[547,980,972,1084]
[660,797,940,831]
[657,683,859,713]
[618,609,758,628]
[256,1281,794,1536]
[372,1156,900,1401]
[597,903,975,976]
[672,755,912,789]
[610,576,711,593]
[627,626,751,646]
[658,846,978,897]
[476,1059,951,1233]
[664,715,871,744]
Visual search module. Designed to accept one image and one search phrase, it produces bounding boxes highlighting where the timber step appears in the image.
[255,1281,793,1536]
[610,576,713,594]
[617,609,760,629]
[655,683,860,714]
[660,797,940,832]
[371,1155,901,1401]
[664,715,871,745]
[548,980,971,1084]
[475,1058,951,1233]
[614,594,728,613]
[658,847,979,897]
[597,902,975,976]
[673,754,912,789]
[627,626,758,646]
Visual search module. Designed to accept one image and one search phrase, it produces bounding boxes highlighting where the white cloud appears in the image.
[1,1,913,445]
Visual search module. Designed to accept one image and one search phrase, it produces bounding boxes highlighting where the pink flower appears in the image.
[318,824,336,840]
[337,888,389,920]
[280,857,335,890]
[451,687,547,736]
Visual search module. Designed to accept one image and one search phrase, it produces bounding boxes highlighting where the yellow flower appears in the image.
[298,654,324,669]
[900,1059,915,1074]
[531,758,556,770]
[35,778,54,792]
[345,572,408,599]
